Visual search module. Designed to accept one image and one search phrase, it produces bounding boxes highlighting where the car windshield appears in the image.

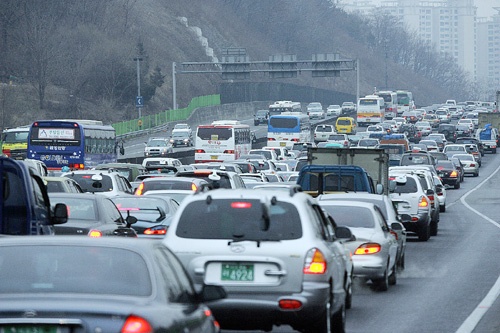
[176,199,302,240]
[148,140,168,147]
[321,205,374,228]
[0,245,152,296]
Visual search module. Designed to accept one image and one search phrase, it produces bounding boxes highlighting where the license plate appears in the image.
[366,119,371,122]
[221,263,254,281]
[1,326,59,333]
[211,155,218,160]
[280,142,286,147]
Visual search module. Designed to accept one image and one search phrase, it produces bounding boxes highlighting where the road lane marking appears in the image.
[455,163,500,333]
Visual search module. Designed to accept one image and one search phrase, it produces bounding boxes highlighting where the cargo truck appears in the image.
[296,147,389,197]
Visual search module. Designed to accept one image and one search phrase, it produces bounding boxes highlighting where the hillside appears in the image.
[0,0,463,128]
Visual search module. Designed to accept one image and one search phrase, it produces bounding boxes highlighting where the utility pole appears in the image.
[134,57,143,118]
[172,62,177,110]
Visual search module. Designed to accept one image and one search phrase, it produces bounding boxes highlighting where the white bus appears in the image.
[396,90,415,115]
[194,120,252,163]
[267,112,311,148]
[376,91,398,119]
[357,95,386,126]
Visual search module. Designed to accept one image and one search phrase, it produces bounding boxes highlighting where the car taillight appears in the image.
[303,248,327,274]
[418,196,429,208]
[354,243,382,255]
[224,150,235,154]
[135,183,145,196]
[2,149,10,156]
[450,171,458,178]
[88,230,102,237]
[121,315,153,333]
[144,226,167,235]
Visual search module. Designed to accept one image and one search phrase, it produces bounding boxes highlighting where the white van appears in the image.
[142,157,182,168]
[377,91,398,119]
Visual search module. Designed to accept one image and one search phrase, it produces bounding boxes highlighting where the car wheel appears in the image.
[388,264,397,286]
[430,220,438,236]
[305,293,345,333]
[454,182,461,189]
[440,204,446,213]
[373,267,389,291]
[398,252,406,270]
[493,148,497,154]
[345,273,353,310]
[418,223,431,241]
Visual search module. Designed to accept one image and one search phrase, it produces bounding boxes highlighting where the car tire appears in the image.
[430,220,438,236]
[398,252,406,270]
[454,182,460,189]
[373,267,389,291]
[345,273,353,310]
[440,204,446,213]
[418,223,431,241]
[474,171,479,177]
[306,294,345,333]
[388,264,397,286]
[331,303,346,333]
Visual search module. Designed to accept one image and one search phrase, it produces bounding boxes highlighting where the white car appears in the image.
[307,102,325,119]
[457,118,475,131]
[326,105,342,116]
[433,175,447,212]
[319,200,399,291]
[314,124,336,143]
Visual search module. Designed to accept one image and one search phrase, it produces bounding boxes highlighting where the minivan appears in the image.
[335,117,357,134]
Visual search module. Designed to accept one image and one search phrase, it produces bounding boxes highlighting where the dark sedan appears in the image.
[111,195,180,238]
[0,237,225,332]
[49,193,137,237]
[435,160,462,189]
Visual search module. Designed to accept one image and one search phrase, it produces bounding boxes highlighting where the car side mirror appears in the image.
[426,189,435,196]
[52,203,68,225]
[391,222,404,231]
[335,226,356,241]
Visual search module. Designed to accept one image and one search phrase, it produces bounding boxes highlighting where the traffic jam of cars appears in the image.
[0,98,499,333]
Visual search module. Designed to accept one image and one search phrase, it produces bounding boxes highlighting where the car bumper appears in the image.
[351,255,387,279]
[440,177,460,186]
[401,212,429,233]
[207,281,343,331]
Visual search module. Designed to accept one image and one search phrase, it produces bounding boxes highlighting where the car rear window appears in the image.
[0,246,152,296]
[390,176,418,193]
[65,174,113,192]
[144,180,194,192]
[321,205,374,228]
[176,199,302,240]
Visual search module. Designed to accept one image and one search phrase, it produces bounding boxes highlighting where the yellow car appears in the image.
[335,116,357,134]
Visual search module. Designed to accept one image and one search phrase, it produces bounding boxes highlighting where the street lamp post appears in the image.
[134,57,143,118]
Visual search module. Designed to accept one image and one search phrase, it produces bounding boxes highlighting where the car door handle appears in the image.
[264,270,287,277]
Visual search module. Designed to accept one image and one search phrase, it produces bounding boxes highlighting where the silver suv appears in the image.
[144,137,173,157]
[164,188,353,332]
[389,173,432,241]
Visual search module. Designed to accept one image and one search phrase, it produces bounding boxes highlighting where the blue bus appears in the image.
[27,120,117,170]
[267,112,311,148]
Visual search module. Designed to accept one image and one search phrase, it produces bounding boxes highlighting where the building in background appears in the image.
[338,0,500,100]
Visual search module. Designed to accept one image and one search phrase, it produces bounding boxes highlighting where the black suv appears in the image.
[253,110,269,126]
[437,124,457,143]
[399,123,421,143]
